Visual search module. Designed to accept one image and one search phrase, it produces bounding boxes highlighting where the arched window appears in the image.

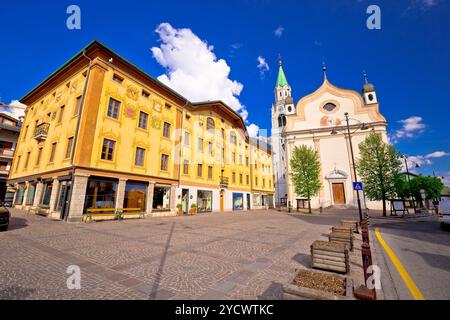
[278,115,286,127]
[206,117,215,131]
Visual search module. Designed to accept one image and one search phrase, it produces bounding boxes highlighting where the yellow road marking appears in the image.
[375,228,425,300]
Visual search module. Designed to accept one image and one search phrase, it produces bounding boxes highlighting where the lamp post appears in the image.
[331,112,368,223]
[401,155,417,213]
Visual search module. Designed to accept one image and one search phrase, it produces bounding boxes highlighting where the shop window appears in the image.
[197,190,212,213]
[153,186,171,211]
[40,182,53,206]
[84,178,117,210]
[233,193,244,211]
[25,184,36,205]
[15,184,25,205]
[124,181,147,211]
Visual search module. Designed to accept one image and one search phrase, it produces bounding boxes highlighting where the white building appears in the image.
[283,68,389,210]
[271,58,296,207]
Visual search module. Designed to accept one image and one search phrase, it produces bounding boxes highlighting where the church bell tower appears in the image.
[271,56,295,207]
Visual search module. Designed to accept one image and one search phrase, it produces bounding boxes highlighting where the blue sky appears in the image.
[0,0,449,184]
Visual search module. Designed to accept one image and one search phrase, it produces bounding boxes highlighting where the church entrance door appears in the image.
[332,183,346,205]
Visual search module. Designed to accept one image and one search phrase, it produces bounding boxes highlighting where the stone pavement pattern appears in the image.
[0,209,363,300]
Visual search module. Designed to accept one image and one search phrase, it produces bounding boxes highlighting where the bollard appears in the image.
[359,242,377,300]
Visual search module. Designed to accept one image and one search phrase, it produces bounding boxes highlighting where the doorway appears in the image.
[182,189,189,215]
[59,183,72,220]
[247,194,251,210]
[332,183,346,205]
[220,190,224,212]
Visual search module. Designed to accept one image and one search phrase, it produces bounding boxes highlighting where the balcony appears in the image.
[220,177,229,189]
[34,123,50,141]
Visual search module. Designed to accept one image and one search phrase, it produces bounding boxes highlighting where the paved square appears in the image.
[0,209,361,300]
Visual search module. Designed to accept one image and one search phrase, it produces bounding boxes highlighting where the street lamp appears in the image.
[330,112,369,223]
[401,155,417,213]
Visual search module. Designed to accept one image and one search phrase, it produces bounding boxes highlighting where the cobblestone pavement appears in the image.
[0,208,364,300]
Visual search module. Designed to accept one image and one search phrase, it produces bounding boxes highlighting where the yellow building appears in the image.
[8,41,274,221]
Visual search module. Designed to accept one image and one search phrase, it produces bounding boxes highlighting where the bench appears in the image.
[84,208,145,223]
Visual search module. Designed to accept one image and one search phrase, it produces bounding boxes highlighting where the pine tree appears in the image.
[290,145,322,213]
[356,133,402,216]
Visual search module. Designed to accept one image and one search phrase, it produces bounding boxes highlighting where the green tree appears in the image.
[409,175,444,201]
[290,145,322,213]
[356,133,402,216]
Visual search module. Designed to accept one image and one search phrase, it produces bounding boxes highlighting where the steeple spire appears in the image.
[322,61,328,80]
[363,70,369,84]
[276,55,288,87]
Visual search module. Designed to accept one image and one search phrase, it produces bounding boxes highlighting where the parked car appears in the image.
[0,203,10,231]
[438,195,450,231]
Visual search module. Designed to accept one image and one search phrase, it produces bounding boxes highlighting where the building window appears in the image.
[197,164,203,177]
[40,182,53,206]
[23,125,29,141]
[138,111,148,130]
[25,183,36,205]
[263,179,266,188]
[153,186,170,211]
[246,156,249,166]
[183,160,189,175]
[49,143,57,163]
[15,184,25,205]
[184,131,190,146]
[221,128,225,140]
[124,181,147,211]
[323,103,337,112]
[160,154,169,171]
[232,152,236,164]
[36,148,43,166]
[101,139,115,161]
[232,172,236,184]
[197,190,212,213]
[15,155,21,172]
[206,117,215,131]
[255,177,258,186]
[107,98,121,119]
[58,105,65,123]
[239,155,243,165]
[208,166,213,179]
[141,90,150,98]
[198,138,203,152]
[239,174,243,184]
[230,132,237,145]
[163,122,171,138]
[165,103,172,110]
[84,178,117,210]
[74,96,82,116]
[113,74,124,84]
[24,152,31,169]
[65,137,74,159]
[208,142,213,156]
[135,147,145,166]
[278,115,286,127]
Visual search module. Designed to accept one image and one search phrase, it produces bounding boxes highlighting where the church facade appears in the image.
[272,63,389,210]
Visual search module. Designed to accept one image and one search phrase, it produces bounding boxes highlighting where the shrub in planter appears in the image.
[283,269,354,300]
[311,240,350,274]
[189,204,197,215]
[176,204,184,216]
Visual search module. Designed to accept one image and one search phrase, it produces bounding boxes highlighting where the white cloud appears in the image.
[417,0,439,9]
[151,23,245,115]
[391,116,426,143]
[247,124,260,138]
[256,56,269,78]
[0,100,26,119]
[403,151,450,172]
[150,22,262,132]
[274,25,285,38]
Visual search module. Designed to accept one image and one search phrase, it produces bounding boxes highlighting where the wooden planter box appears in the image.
[341,220,359,234]
[283,269,354,300]
[331,226,352,234]
[311,240,350,274]
[329,231,354,251]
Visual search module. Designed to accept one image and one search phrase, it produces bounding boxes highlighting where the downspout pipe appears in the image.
[64,51,92,221]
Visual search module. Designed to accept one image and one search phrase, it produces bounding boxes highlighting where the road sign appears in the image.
[353,182,363,191]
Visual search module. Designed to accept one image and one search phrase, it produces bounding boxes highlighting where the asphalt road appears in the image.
[371,215,450,300]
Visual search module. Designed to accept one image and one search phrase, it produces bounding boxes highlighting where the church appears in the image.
[271,58,389,210]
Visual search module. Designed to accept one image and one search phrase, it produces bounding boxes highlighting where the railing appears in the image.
[220,177,229,188]
[34,123,50,141]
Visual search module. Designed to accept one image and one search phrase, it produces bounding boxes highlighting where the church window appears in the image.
[323,103,337,112]
[278,115,286,127]
[368,94,374,102]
